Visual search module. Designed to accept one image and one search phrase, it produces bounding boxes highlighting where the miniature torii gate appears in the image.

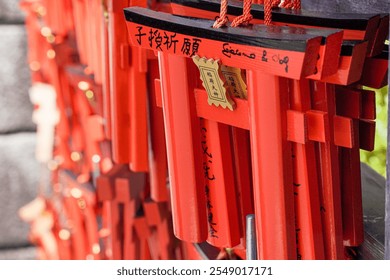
[124,6,372,259]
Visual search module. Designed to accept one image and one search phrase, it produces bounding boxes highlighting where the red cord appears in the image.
[213,0,229,28]
[231,0,253,27]
[280,0,293,9]
[264,0,280,25]
[280,0,301,9]
[214,0,301,28]
[265,0,300,25]
[294,0,301,9]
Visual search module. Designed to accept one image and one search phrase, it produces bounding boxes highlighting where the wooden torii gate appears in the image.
[305,0,390,260]
[123,4,384,259]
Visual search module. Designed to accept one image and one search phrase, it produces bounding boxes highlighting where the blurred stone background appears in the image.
[0,0,39,260]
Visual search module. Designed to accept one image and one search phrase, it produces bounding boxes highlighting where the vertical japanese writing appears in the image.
[135,26,146,45]
[205,70,220,99]
[227,76,240,98]
[201,127,218,238]
[220,65,247,100]
[148,29,163,51]
[181,38,202,56]
[163,32,178,53]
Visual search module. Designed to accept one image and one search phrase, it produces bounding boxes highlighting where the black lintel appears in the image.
[124,7,338,52]
[171,0,382,31]
[340,40,369,56]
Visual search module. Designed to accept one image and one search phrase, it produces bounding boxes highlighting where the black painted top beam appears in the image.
[124,7,339,52]
[171,0,383,30]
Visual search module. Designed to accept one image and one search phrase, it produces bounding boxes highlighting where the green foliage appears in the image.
[360,86,388,177]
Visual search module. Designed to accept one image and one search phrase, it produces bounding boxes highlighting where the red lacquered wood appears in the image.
[128,46,149,172]
[122,198,136,260]
[154,79,163,108]
[306,110,329,143]
[339,120,364,247]
[143,200,174,259]
[133,216,152,260]
[97,0,112,140]
[333,116,355,149]
[61,172,102,260]
[71,0,87,65]
[83,206,101,259]
[247,71,296,259]
[231,127,254,248]
[327,85,365,246]
[100,202,112,259]
[369,15,389,57]
[361,90,376,120]
[96,165,131,259]
[311,81,344,259]
[289,79,325,260]
[108,0,132,164]
[360,54,389,89]
[71,85,103,172]
[62,195,88,259]
[84,0,94,69]
[116,171,145,259]
[157,217,175,259]
[86,114,105,144]
[359,120,376,151]
[93,0,104,83]
[143,199,165,227]
[195,89,250,130]
[148,61,169,202]
[158,53,208,242]
[336,87,362,119]
[43,0,73,37]
[107,200,122,260]
[322,41,368,85]
[306,32,344,80]
[73,185,101,260]
[200,119,241,248]
[287,110,307,144]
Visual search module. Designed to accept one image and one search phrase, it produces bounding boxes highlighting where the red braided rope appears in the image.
[231,0,253,27]
[280,0,293,9]
[264,1,271,25]
[214,0,300,28]
[272,0,281,7]
[264,0,280,25]
[280,0,301,9]
[265,0,300,25]
[294,0,301,9]
[213,0,229,28]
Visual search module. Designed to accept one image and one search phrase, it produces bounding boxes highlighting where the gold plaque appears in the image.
[221,65,247,99]
[192,55,235,111]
